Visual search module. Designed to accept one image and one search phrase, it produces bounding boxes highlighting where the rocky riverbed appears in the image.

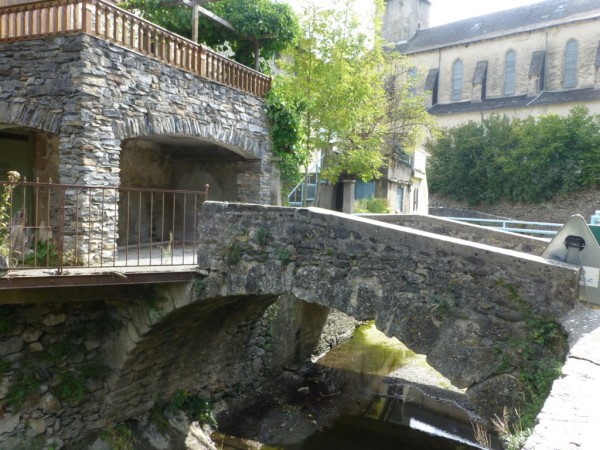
[68,323,485,450]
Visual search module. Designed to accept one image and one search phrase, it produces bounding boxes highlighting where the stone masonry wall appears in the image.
[195,202,580,420]
[0,286,338,446]
[0,34,274,262]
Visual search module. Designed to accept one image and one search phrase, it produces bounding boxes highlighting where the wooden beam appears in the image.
[196,5,236,32]
[163,0,236,35]
[192,4,199,42]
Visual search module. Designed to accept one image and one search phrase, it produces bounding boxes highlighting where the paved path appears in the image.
[524,303,600,450]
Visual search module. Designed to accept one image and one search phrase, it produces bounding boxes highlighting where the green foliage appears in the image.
[55,363,109,403]
[276,247,292,265]
[254,227,270,247]
[0,357,10,373]
[166,389,217,427]
[354,197,390,214]
[11,434,47,450]
[0,305,16,335]
[427,106,600,204]
[264,92,309,190]
[5,360,41,409]
[5,327,111,411]
[55,369,85,403]
[120,0,298,70]
[192,278,206,295]
[0,171,21,260]
[42,341,79,364]
[102,423,136,450]
[23,241,58,267]
[225,241,243,266]
[271,1,432,187]
[427,290,458,325]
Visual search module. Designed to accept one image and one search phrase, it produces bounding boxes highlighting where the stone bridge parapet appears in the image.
[196,202,579,418]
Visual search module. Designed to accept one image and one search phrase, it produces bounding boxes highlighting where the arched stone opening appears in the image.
[118,135,250,247]
[102,288,359,425]
[0,125,60,183]
[105,293,280,422]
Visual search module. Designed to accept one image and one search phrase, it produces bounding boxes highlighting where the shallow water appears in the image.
[218,323,496,450]
[283,413,481,450]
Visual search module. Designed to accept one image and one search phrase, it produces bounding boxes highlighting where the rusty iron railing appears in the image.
[0,0,271,97]
[0,179,209,273]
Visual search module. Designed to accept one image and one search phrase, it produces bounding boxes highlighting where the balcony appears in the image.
[0,178,209,290]
[0,0,271,97]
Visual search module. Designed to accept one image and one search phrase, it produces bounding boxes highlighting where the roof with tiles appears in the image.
[397,0,600,55]
[428,87,600,115]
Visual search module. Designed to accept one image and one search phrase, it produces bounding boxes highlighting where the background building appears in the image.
[390,0,600,126]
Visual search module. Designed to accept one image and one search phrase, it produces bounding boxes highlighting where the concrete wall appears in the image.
[430,188,600,224]
[365,214,549,254]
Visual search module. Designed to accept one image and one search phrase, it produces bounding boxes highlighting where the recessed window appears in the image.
[396,187,404,213]
[451,59,463,101]
[564,39,578,88]
[504,50,517,95]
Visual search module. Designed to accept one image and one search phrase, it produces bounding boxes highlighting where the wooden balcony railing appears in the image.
[0,179,209,274]
[0,0,271,97]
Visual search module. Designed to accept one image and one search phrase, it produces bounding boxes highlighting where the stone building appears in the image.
[386,0,600,126]
[0,0,276,263]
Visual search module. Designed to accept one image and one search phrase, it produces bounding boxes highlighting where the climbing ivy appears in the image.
[264,91,308,192]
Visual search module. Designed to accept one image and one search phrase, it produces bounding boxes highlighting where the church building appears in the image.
[385,0,600,127]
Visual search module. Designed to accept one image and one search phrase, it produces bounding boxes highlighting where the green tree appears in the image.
[271,0,432,191]
[427,107,600,204]
[120,0,298,70]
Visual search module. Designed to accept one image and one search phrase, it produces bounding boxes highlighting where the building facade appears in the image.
[390,0,600,127]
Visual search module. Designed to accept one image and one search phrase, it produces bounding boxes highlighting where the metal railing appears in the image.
[0,179,209,273]
[0,0,271,97]
[445,217,563,236]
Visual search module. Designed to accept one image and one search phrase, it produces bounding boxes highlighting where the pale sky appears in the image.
[284,0,546,27]
[428,0,543,26]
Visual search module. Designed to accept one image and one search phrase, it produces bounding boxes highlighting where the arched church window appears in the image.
[451,59,463,101]
[504,50,517,95]
[564,39,578,88]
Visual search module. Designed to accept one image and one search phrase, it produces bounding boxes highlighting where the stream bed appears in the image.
[215,323,495,450]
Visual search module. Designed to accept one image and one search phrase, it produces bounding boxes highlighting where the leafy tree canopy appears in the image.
[427,106,600,204]
[120,0,299,69]
[270,0,433,187]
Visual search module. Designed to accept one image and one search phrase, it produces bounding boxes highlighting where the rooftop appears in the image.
[398,0,600,54]
[428,87,600,115]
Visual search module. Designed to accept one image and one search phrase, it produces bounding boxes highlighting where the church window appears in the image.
[504,50,517,95]
[451,59,463,101]
[564,39,578,88]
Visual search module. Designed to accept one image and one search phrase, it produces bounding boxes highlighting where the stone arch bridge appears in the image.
[0,202,580,445]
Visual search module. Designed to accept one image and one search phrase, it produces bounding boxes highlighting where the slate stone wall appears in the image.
[0,34,274,262]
